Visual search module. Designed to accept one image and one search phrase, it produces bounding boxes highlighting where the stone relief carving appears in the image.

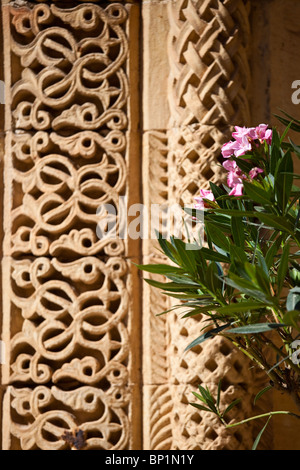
[0,0,274,451]
[2,1,140,450]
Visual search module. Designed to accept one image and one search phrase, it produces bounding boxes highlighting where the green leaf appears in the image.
[171,237,197,275]
[164,274,201,285]
[255,213,295,235]
[222,399,241,417]
[144,278,200,292]
[205,222,231,252]
[200,247,229,263]
[243,181,272,207]
[223,273,271,303]
[275,110,300,132]
[270,128,281,175]
[231,216,245,248]
[190,403,213,413]
[184,323,232,351]
[289,138,300,157]
[286,287,300,311]
[277,243,290,295]
[254,385,272,406]
[184,207,204,220]
[275,150,293,213]
[214,301,269,316]
[252,416,272,450]
[155,231,179,264]
[206,261,221,295]
[135,263,184,275]
[182,305,219,318]
[209,182,227,208]
[216,380,222,409]
[282,310,300,329]
[213,208,257,218]
[232,156,256,174]
[280,119,294,143]
[265,236,282,270]
[197,385,218,414]
[229,245,248,264]
[226,323,287,335]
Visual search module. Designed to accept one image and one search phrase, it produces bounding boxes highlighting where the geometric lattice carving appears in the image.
[141,0,271,451]
[142,130,173,450]
[168,0,251,200]
[2,1,140,450]
[168,0,251,128]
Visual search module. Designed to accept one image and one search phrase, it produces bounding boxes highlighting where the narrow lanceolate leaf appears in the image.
[214,301,269,316]
[182,305,219,318]
[184,323,232,351]
[275,150,293,213]
[190,403,213,413]
[286,287,300,311]
[243,181,272,207]
[254,385,272,406]
[277,243,290,295]
[226,323,287,335]
[192,391,208,405]
[171,237,197,275]
[231,216,245,248]
[135,263,184,275]
[197,385,218,414]
[217,380,222,409]
[223,274,271,303]
[265,235,282,270]
[282,310,300,329]
[270,127,281,175]
[222,399,241,417]
[155,231,179,264]
[252,416,272,450]
[255,213,295,235]
[200,247,229,263]
[209,182,226,207]
[144,278,201,292]
[206,262,221,295]
[205,222,231,252]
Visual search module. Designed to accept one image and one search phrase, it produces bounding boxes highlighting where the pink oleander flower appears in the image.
[221,136,252,158]
[194,189,215,210]
[227,167,245,189]
[234,136,252,156]
[222,159,237,172]
[251,124,273,145]
[249,167,264,179]
[221,140,240,158]
[229,183,244,196]
[232,126,256,142]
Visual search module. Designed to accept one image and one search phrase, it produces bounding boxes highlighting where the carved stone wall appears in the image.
[1,0,300,451]
[1,0,141,450]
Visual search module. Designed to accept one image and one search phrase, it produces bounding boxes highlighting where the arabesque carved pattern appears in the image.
[2,1,139,450]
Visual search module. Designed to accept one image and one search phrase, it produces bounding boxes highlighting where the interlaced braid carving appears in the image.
[162,0,270,450]
[2,2,139,450]
[168,0,251,128]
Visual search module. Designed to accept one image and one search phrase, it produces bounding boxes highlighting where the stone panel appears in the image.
[1,1,141,450]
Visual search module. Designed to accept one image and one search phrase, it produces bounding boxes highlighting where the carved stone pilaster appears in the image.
[163,0,269,450]
[1,1,141,450]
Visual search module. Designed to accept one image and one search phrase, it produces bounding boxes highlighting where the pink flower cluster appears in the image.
[194,190,215,210]
[194,124,272,207]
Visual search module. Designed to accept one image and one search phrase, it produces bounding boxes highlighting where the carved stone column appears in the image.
[143,0,270,450]
[1,0,141,450]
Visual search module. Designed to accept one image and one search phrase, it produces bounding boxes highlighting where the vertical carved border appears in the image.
[1,1,141,450]
[165,0,271,450]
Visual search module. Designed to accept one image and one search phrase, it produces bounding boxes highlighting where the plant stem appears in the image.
[224,410,300,429]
